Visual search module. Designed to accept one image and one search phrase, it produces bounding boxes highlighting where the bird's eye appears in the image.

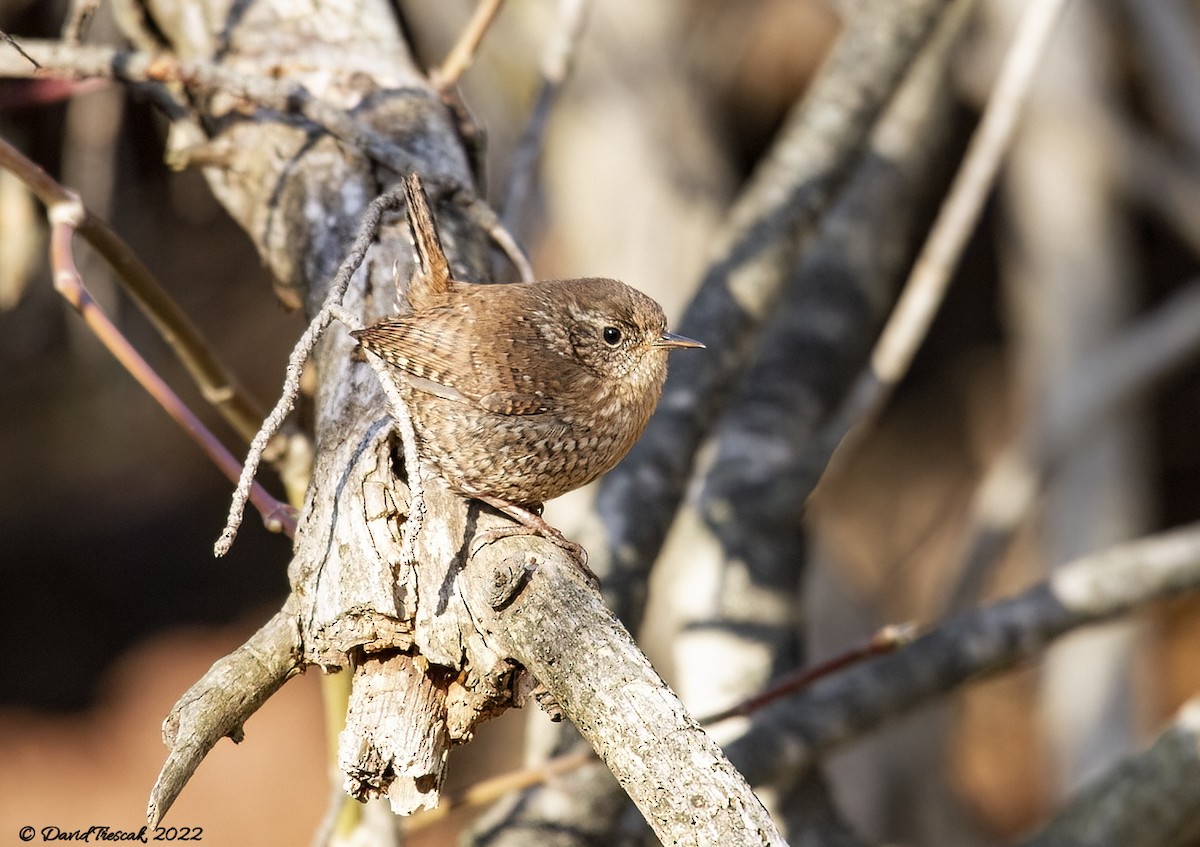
[602,326,623,346]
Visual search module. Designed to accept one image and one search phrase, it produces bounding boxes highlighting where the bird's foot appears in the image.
[467,492,598,588]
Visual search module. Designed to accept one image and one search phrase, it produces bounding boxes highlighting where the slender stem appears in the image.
[430,0,506,90]
[696,623,917,725]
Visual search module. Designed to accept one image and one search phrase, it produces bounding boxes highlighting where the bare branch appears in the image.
[0,135,268,443]
[1123,0,1200,157]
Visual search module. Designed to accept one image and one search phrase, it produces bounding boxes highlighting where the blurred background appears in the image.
[2,0,1200,844]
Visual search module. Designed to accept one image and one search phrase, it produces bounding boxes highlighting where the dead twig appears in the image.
[214,186,408,556]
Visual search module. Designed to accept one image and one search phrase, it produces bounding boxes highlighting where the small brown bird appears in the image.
[352,175,702,560]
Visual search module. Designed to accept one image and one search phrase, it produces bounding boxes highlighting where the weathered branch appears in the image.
[125,1,785,841]
[458,542,787,847]
[149,602,305,826]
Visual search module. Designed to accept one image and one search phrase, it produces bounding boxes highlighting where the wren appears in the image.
[351,175,702,560]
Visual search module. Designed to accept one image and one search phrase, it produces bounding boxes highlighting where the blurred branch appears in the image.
[408,748,594,832]
[430,0,506,91]
[673,6,972,840]
[62,0,102,45]
[1018,696,1200,847]
[809,0,1070,475]
[592,0,956,625]
[0,129,282,464]
[1114,122,1200,259]
[1123,0,1200,156]
[0,137,269,443]
[945,278,1200,612]
[723,521,1200,786]
[502,0,591,234]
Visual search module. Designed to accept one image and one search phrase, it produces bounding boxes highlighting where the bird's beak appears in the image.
[656,331,705,349]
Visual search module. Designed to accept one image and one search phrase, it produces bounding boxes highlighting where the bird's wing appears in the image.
[352,312,574,416]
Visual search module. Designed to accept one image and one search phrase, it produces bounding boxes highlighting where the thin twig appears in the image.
[0,29,41,68]
[0,135,268,443]
[696,623,917,725]
[502,0,591,233]
[430,0,506,91]
[215,187,408,556]
[817,0,1071,466]
[407,748,594,832]
[461,194,534,282]
[46,202,296,538]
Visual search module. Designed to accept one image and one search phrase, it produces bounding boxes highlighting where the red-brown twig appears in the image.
[696,623,918,725]
[0,135,267,442]
[46,205,296,537]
